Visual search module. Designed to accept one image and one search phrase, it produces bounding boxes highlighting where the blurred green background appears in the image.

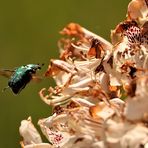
[0,0,130,147]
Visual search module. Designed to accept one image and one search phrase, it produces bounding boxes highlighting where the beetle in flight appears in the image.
[0,64,43,94]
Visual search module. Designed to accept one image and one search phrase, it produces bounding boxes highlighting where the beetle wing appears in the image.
[0,69,15,78]
[32,75,43,83]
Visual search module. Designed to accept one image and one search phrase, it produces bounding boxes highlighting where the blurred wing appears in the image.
[0,69,14,78]
[32,76,43,83]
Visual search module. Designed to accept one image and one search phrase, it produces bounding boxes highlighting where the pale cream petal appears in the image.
[19,117,42,145]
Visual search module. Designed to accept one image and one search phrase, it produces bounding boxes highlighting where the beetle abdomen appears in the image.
[7,64,42,94]
[8,70,32,94]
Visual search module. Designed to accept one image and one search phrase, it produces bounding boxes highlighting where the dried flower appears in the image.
[19,0,148,147]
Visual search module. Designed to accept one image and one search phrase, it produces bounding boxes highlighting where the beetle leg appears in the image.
[2,86,10,92]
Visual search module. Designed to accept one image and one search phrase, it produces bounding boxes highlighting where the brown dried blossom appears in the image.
[19,0,148,148]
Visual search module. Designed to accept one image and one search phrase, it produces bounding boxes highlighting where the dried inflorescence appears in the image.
[19,0,148,148]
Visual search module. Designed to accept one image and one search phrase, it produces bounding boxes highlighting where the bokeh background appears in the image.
[0,0,130,147]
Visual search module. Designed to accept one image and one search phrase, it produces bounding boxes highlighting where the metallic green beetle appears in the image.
[1,64,43,94]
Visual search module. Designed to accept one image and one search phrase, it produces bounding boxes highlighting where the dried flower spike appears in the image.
[19,0,148,147]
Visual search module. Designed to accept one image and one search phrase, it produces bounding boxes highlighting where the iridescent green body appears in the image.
[8,64,41,94]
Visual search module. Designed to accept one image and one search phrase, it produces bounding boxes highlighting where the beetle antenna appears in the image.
[38,63,44,70]
[2,86,10,92]
[37,63,44,66]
